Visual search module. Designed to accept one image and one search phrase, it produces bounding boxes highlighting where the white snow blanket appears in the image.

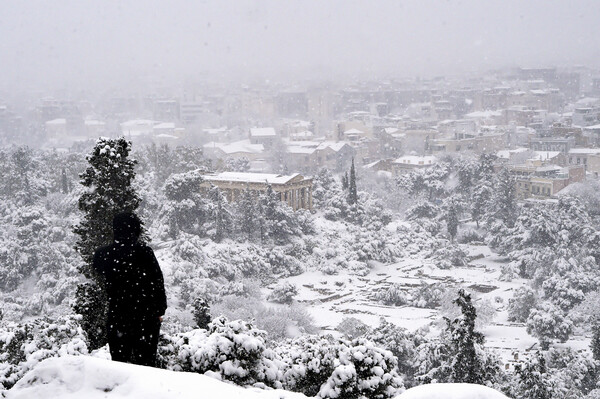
[5,355,308,399]
[399,383,509,399]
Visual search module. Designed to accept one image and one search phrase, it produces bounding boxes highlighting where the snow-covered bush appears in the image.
[276,335,341,397]
[268,282,299,304]
[318,338,404,399]
[0,316,88,390]
[336,317,370,339]
[375,283,409,306]
[211,295,316,341]
[457,229,485,244]
[431,242,468,269]
[365,320,418,387]
[161,316,281,387]
[409,282,446,309]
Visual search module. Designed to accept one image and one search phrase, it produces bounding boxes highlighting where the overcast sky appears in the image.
[1,0,599,92]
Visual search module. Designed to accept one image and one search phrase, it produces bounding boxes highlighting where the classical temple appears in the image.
[200,172,313,211]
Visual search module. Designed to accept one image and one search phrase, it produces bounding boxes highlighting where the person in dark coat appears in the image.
[93,212,167,367]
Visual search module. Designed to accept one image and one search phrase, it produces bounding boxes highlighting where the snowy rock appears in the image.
[6,355,309,399]
[398,383,508,399]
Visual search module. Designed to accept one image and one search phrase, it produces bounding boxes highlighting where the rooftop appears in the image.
[250,127,277,137]
[203,172,303,185]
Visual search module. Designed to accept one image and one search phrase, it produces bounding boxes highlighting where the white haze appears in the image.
[1,0,599,93]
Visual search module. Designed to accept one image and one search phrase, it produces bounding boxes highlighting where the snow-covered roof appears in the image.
[532,151,561,161]
[568,148,600,155]
[393,155,436,165]
[203,140,264,155]
[343,128,364,135]
[316,141,350,152]
[464,110,502,119]
[84,120,105,126]
[496,147,528,159]
[203,172,303,185]
[46,118,66,125]
[287,145,316,154]
[154,122,175,129]
[250,127,277,137]
[583,124,600,130]
[155,133,178,139]
[203,127,228,135]
[121,119,155,127]
[536,165,563,173]
[383,127,399,134]
[290,130,314,138]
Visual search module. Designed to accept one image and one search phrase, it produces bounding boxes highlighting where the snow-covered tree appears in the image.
[192,297,211,330]
[365,319,418,387]
[508,286,539,323]
[267,281,298,304]
[206,185,233,242]
[471,181,493,227]
[514,352,554,399]
[526,302,573,349]
[163,169,207,237]
[73,137,141,349]
[348,158,358,205]
[442,195,463,241]
[491,168,517,227]
[236,188,259,242]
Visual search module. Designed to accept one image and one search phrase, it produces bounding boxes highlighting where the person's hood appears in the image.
[112,212,141,244]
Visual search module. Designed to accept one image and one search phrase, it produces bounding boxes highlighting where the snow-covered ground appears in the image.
[272,242,590,366]
[5,356,308,399]
[5,356,510,399]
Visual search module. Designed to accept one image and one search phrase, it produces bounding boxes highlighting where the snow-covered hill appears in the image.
[4,356,510,399]
[5,356,308,399]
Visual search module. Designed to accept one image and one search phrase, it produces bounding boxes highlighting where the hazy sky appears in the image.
[1,0,599,91]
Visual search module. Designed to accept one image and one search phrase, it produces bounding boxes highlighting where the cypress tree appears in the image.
[494,168,517,227]
[237,188,257,242]
[61,167,69,194]
[348,158,358,205]
[208,185,232,242]
[445,289,485,384]
[591,320,600,361]
[342,172,349,190]
[73,137,141,349]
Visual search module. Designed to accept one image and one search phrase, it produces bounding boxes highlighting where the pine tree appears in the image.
[445,289,485,384]
[73,137,141,349]
[348,158,358,205]
[192,297,211,330]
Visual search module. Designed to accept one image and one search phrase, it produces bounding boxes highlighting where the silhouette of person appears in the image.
[93,212,167,366]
